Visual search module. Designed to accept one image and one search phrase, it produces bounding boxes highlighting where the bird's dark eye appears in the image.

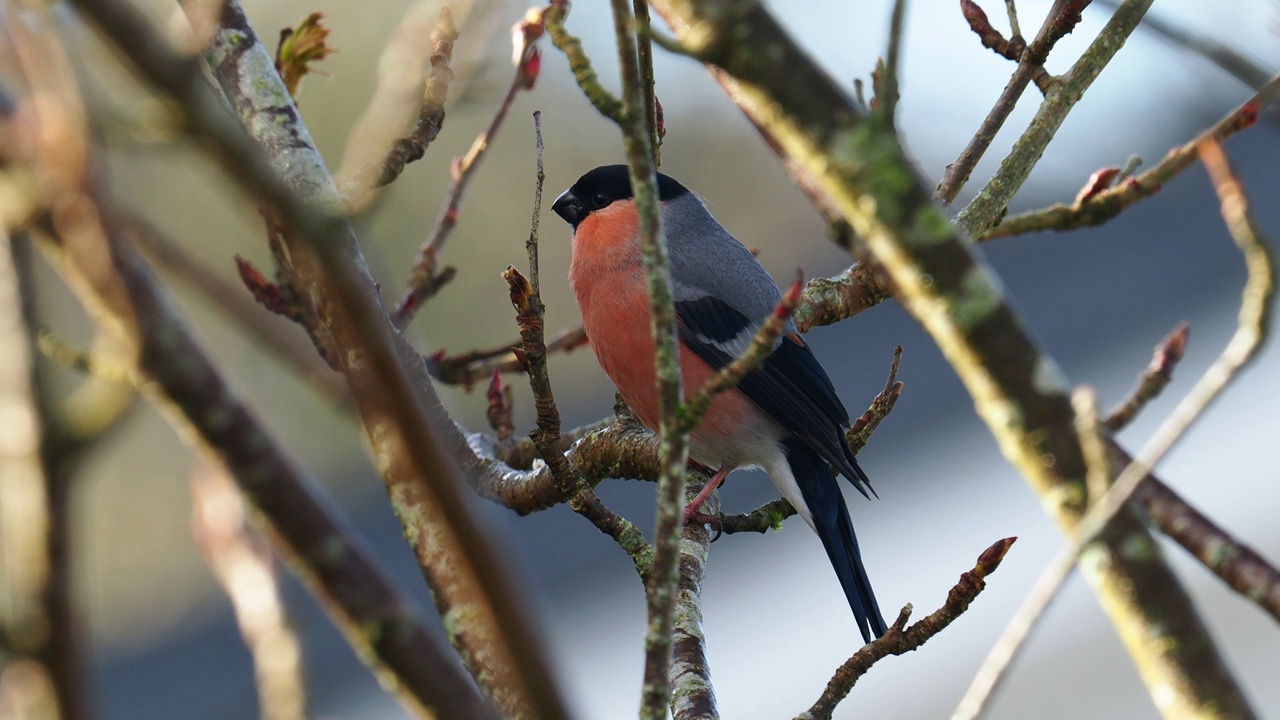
[591,192,611,209]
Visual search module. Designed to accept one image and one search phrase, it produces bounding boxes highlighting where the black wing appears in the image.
[675,295,873,497]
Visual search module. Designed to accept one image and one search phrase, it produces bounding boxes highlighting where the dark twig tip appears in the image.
[976,536,1018,576]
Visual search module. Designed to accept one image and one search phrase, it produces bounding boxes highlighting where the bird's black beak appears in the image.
[552,189,585,228]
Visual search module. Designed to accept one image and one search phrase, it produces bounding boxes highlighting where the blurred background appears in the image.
[10,0,1280,718]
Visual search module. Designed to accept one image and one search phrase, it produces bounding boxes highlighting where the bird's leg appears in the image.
[683,465,731,529]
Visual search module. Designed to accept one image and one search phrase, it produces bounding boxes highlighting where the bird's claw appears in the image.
[683,509,723,541]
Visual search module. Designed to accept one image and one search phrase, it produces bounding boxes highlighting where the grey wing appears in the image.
[663,193,795,357]
[663,194,872,496]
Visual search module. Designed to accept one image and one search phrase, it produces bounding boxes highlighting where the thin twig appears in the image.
[1104,323,1189,431]
[333,3,456,207]
[953,138,1272,720]
[545,1,624,122]
[1,229,86,720]
[632,0,662,163]
[1072,387,1110,506]
[1128,454,1280,625]
[957,1,1048,91]
[430,325,589,388]
[506,113,653,573]
[124,211,351,406]
[392,12,545,326]
[847,345,905,454]
[340,7,458,209]
[956,0,1154,233]
[1080,327,1280,623]
[796,538,1018,720]
[1004,0,1023,38]
[979,77,1279,240]
[875,0,908,121]
[192,464,308,720]
[936,0,1089,205]
[1099,0,1276,91]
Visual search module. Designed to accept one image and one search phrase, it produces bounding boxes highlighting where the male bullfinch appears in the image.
[552,165,888,643]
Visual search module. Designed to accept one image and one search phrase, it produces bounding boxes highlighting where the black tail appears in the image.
[784,438,887,643]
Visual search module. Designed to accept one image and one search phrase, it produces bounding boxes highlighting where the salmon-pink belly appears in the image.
[583,294,783,470]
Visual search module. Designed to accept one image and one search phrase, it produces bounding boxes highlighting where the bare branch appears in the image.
[0,229,85,720]
[956,0,1155,233]
[1104,323,1188,431]
[191,464,307,720]
[794,264,892,332]
[955,138,1271,720]
[648,1,1255,714]
[936,0,1089,205]
[124,212,351,406]
[75,0,570,714]
[1129,456,1280,625]
[981,78,1279,240]
[340,7,458,210]
[393,10,546,325]
[545,1,624,122]
[796,538,1018,720]
[430,325,589,388]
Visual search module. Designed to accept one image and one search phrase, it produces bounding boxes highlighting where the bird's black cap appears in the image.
[552,165,689,228]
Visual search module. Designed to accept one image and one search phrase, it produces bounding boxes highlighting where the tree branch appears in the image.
[646,1,1254,715]
[191,464,308,720]
[0,229,85,720]
[981,77,1278,240]
[73,0,569,714]
[34,206,490,718]
[956,0,1153,234]
[393,11,546,326]
[605,0,691,713]
[796,537,1017,720]
[936,0,1089,205]
[955,138,1271,720]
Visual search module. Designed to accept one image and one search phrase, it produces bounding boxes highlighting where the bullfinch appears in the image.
[552,165,888,643]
